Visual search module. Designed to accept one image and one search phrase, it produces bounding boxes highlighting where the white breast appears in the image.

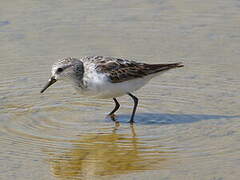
[75,70,152,99]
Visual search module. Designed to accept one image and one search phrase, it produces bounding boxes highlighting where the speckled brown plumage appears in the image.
[82,56,183,83]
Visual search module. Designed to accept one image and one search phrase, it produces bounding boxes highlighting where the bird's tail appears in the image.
[143,62,184,75]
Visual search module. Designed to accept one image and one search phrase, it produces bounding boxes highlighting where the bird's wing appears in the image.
[87,56,183,83]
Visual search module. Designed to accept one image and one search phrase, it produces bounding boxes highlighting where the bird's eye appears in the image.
[57,68,63,73]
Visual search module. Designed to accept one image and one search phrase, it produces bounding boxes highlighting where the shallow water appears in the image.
[1,0,240,180]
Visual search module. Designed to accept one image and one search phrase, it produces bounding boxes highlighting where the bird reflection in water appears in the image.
[47,125,176,179]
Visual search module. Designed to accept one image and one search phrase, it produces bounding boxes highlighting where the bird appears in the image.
[40,56,183,124]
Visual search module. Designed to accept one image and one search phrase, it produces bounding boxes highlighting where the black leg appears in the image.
[128,93,138,124]
[108,98,120,121]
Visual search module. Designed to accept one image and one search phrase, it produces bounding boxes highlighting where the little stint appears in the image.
[41,56,183,123]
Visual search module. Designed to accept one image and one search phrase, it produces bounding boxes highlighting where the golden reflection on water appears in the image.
[47,126,176,180]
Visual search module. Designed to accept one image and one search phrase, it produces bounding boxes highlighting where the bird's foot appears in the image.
[128,120,135,124]
[108,113,118,122]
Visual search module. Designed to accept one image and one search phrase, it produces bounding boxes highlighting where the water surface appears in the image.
[1,0,240,180]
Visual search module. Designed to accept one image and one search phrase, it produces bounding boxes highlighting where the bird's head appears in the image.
[40,57,84,93]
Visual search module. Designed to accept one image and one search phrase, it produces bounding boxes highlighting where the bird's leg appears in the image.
[128,93,138,124]
[108,98,120,121]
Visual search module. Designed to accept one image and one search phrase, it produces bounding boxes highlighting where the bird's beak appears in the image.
[40,77,57,93]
